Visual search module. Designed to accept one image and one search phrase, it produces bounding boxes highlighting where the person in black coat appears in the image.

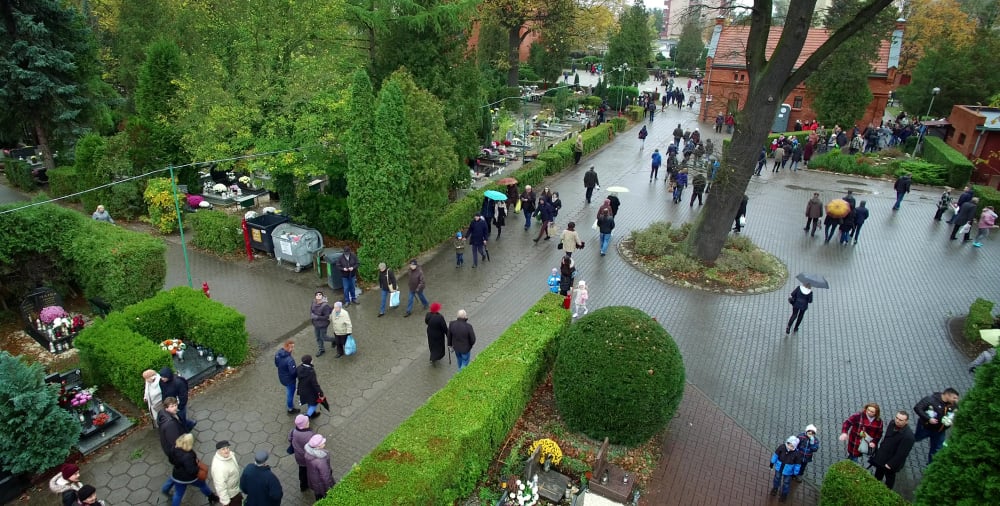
[786,283,813,334]
[448,310,477,371]
[852,201,870,245]
[240,451,283,506]
[869,411,915,490]
[559,255,576,296]
[733,194,748,233]
[891,173,912,210]
[689,173,706,207]
[424,302,448,366]
[377,262,397,317]
[947,186,973,224]
[950,197,980,241]
[159,368,194,431]
[583,167,600,204]
[533,198,555,242]
[296,356,324,419]
[156,398,184,497]
[839,208,856,245]
[608,194,621,217]
[823,214,842,244]
[166,433,217,505]
[494,201,507,240]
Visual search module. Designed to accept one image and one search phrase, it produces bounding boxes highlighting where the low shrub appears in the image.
[609,117,627,133]
[890,159,948,186]
[322,294,570,505]
[921,137,974,188]
[972,185,1000,216]
[188,210,243,255]
[166,286,249,366]
[3,159,38,191]
[631,222,677,256]
[809,151,882,177]
[964,298,995,342]
[725,234,754,252]
[47,166,79,201]
[74,313,172,406]
[143,177,181,234]
[653,254,701,273]
[820,460,908,506]
[552,306,685,446]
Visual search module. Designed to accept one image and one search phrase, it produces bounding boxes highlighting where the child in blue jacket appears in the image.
[795,424,820,481]
[770,436,803,502]
[547,268,560,293]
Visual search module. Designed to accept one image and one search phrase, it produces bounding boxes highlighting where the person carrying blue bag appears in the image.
[769,436,803,502]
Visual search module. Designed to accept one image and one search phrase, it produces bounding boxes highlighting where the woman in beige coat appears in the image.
[560,222,583,257]
[330,301,353,358]
[209,441,242,505]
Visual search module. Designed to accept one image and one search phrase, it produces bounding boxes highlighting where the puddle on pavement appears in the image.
[785,185,821,192]
[837,180,868,186]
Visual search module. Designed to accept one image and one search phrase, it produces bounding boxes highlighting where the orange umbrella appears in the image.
[826,199,850,218]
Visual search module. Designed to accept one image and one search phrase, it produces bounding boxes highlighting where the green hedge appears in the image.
[808,151,883,177]
[890,159,948,186]
[820,460,909,506]
[3,159,38,191]
[921,137,974,188]
[47,166,79,202]
[321,294,571,505]
[188,210,244,255]
[606,86,638,108]
[964,298,995,342]
[972,185,1000,216]
[74,286,249,406]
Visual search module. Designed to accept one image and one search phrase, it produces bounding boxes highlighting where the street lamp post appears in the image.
[925,86,941,119]
[615,63,629,116]
[913,86,941,157]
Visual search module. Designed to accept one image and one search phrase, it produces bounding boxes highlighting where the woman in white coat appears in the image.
[142,369,163,427]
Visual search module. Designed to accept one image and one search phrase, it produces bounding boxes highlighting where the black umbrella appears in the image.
[318,395,330,411]
[795,272,829,289]
[484,247,491,262]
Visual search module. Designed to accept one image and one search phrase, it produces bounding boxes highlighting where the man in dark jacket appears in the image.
[520,185,537,230]
[950,197,980,241]
[157,397,184,498]
[533,198,555,242]
[689,173,706,207]
[448,309,477,371]
[597,210,615,256]
[404,259,429,317]
[159,368,194,431]
[870,411,915,490]
[335,246,359,306]
[377,262,397,317]
[583,166,600,204]
[240,450,283,506]
[804,192,823,236]
[852,201,870,245]
[466,213,489,268]
[310,291,332,356]
[913,388,959,463]
[672,124,683,146]
[274,340,298,414]
[892,173,912,210]
[948,186,974,224]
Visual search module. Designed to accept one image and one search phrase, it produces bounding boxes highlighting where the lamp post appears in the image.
[913,86,941,157]
[615,63,629,116]
[925,86,941,119]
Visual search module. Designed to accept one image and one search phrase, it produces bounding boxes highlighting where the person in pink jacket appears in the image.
[973,206,997,247]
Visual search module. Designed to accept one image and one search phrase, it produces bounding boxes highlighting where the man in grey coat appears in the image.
[447,309,477,371]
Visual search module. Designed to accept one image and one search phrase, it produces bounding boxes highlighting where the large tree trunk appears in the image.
[33,118,55,170]
[507,26,520,87]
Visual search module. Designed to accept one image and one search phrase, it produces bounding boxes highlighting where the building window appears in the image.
[793,96,803,109]
[958,133,967,145]
[733,72,739,81]
[739,74,746,82]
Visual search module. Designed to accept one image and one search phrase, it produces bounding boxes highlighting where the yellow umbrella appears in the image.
[826,199,850,218]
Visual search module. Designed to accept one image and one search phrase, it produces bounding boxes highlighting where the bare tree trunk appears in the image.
[33,118,55,170]
[507,26,520,87]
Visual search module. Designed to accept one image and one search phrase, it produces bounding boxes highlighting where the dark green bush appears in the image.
[74,313,172,407]
[0,352,80,474]
[972,185,1000,216]
[964,298,995,342]
[821,460,908,506]
[609,117,627,133]
[166,286,249,365]
[47,166,79,201]
[322,294,570,505]
[921,137,974,188]
[809,151,883,177]
[630,221,678,256]
[3,159,38,191]
[121,291,181,344]
[606,86,639,109]
[552,306,685,446]
[188,210,243,255]
[913,359,1000,505]
[890,159,948,185]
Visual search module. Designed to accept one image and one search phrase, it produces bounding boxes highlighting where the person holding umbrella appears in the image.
[296,355,326,419]
[494,200,507,240]
[786,273,826,334]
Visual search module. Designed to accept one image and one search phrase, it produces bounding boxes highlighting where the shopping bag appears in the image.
[959,223,972,234]
[344,334,357,356]
[389,290,400,308]
[592,220,598,231]
[739,216,747,227]
[514,200,522,213]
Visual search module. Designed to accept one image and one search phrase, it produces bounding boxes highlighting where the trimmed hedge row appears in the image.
[321,294,571,505]
[964,297,995,342]
[820,460,909,506]
[972,185,1000,216]
[921,137,974,188]
[188,210,244,255]
[2,159,38,191]
[75,286,249,406]
[47,166,80,202]
[0,200,166,310]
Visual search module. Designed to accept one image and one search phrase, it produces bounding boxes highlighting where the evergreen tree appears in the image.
[605,1,653,86]
[673,21,705,72]
[897,30,1000,118]
[135,39,182,123]
[0,352,80,474]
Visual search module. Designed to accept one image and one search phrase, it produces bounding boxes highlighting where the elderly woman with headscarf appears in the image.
[424,302,448,366]
[305,434,335,500]
[329,301,352,358]
[143,369,163,428]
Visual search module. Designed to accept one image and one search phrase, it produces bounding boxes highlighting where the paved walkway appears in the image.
[9,73,988,505]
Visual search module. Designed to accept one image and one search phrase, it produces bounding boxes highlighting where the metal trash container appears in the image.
[247,213,290,255]
[271,223,324,272]
[317,248,343,286]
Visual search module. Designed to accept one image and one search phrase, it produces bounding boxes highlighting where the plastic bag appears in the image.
[389,290,400,308]
[344,335,356,356]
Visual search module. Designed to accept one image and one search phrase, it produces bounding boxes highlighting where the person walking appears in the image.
[838,207,856,245]
[583,166,600,204]
[274,339,298,414]
[165,434,219,506]
[49,464,82,506]
[950,197,980,241]
[533,197,555,243]
[288,414,315,493]
[329,302,352,358]
[520,185,537,230]
[608,193,621,217]
[768,436,802,503]
[870,411,915,490]
[786,283,813,334]
[424,302,448,366]
[794,425,819,482]
[72,485,107,506]
[559,222,582,257]
[804,193,823,236]
[771,144,785,172]
[823,213,841,244]
[650,149,662,182]
[91,205,114,224]
[296,355,325,419]
[672,124,683,146]
[310,292,333,356]
[638,125,648,149]
[572,280,589,318]
[838,403,884,462]
[240,450,283,506]
[948,186,974,224]
[304,435,336,500]
[377,262,397,317]
[913,388,960,463]
[733,194,748,233]
[573,134,584,164]
[142,369,163,428]
[159,368,195,431]
[157,397,184,498]
[453,231,465,267]
[934,187,953,221]
[973,206,998,247]
[448,309,477,371]
[597,209,615,257]
[494,201,507,240]
[754,147,766,176]
[689,173,706,207]
[672,169,688,204]
[466,213,489,267]
[852,201,870,244]
[335,247,359,306]
[891,172,912,210]
[558,254,576,296]
[210,441,243,506]
[404,259,429,317]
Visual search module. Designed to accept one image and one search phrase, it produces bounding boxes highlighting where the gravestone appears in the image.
[524,444,571,503]
[589,438,634,503]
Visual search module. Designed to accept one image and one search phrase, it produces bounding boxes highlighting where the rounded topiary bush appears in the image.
[552,306,685,446]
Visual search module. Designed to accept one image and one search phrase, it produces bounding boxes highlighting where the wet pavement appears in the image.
[7,72,989,505]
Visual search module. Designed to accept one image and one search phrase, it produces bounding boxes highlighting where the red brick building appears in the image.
[699,18,906,130]
[945,105,1000,186]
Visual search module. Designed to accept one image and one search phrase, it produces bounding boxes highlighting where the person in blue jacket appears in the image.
[547,268,560,293]
[786,283,813,334]
[770,436,803,502]
[794,424,820,482]
[650,149,662,182]
[274,340,299,414]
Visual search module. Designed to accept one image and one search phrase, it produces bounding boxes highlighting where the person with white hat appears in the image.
[793,425,819,482]
[768,436,803,502]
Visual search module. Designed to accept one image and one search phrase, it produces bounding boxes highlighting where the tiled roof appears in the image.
[709,25,893,74]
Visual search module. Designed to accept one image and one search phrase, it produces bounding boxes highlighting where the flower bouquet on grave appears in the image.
[39,305,69,324]
[69,388,94,409]
[92,413,110,427]
[161,339,187,355]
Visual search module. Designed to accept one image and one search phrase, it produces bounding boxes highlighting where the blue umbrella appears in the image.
[484,190,507,201]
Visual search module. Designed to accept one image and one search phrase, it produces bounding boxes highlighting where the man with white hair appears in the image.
[447,309,477,371]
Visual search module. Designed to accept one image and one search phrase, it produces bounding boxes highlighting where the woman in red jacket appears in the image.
[837,403,884,463]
